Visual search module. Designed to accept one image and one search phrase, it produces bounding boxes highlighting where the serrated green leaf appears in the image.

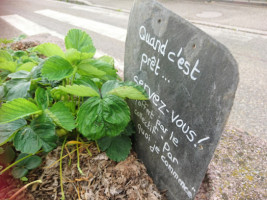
[0,145,15,164]
[13,127,40,154]
[122,122,135,136]
[74,76,99,92]
[105,135,132,162]
[65,48,94,65]
[0,85,6,99]
[13,50,27,58]
[101,80,148,100]
[33,43,65,57]
[98,55,114,66]
[77,95,130,140]
[14,115,57,153]
[101,80,120,97]
[35,87,49,110]
[12,166,28,179]
[50,88,67,101]
[65,29,96,54]
[109,85,148,100]
[16,62,36,72]
[57,84,99,97]
[0,50,13,62]
[0,61,17,72]
[41,56,74,81]
[87,59,117,76]
[0,119,27,145]
[4,79,31,101]
[0,98,42,124]
[77,61,106,77]
[45,102,75,131]
[15,153,42,169]
[97,136,112,151]
[8,70,30,79]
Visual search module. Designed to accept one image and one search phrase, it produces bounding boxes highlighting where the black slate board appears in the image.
[124,0,239,199]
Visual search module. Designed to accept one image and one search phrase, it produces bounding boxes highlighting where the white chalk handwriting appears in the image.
[138,25,201,81]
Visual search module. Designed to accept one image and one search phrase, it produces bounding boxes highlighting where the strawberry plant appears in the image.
[0,29,147,184]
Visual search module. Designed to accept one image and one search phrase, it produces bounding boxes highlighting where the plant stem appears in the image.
[44,147,81,169]
[71,95,75,111]
[60,137,67,200]
[77,96,81,111]
[9,180,42,200]
[95,140,100,153]
[79,137,92,157]
[0,150,43,175]
[76,135,84,175]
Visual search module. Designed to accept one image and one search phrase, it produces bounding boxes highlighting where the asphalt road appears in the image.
[0,0,266,139]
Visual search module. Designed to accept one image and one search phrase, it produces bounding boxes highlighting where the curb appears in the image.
[213,0,267,7]
[73,0,130,13]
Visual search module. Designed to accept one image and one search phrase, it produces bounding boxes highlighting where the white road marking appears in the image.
[35,9,127,42]
[71,5,129,20]
[0,14,124,71]
[0,14,64,39]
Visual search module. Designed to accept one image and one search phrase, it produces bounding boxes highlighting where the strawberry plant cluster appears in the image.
[0,29,147,179]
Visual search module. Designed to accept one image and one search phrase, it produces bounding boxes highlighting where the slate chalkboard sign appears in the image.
[124,0,239,199]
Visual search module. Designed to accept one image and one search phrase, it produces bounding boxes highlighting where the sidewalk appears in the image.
[77,0,267,35]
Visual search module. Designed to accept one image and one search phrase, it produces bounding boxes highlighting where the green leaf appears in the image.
[0,50,13,62]
[20,177,28,182]
[33,43,65,57]
[108,82,148,100]
[35,87,49,109]
[0,61,17,72]
[101,80,120,97]
[122,121,135,136]
[41,56,74,81]
[0,85,6,99]
[0,98,42,124]
[4,79,31,101]
[98,135,132,162]
[0,119,27,145]
[74,76,99,92]
[57,84,99,97]
[13,50,27,58]
[0,145,16,164]
[50,88,68,101]
[12,167,28,179]
[14,115,57,153]
[15,153,42,169]
[12,153,42,178]
[16,62,36,72]
[98,55,114,66]
[45,102,75,131]
[97,136,112,151]
[77,95,130,140]
[77,61,106,77]
[65,48,94,65]
[87,59,117,77]
[101,80,148,100]
[65,29,96,54]
[8,70,30,79]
